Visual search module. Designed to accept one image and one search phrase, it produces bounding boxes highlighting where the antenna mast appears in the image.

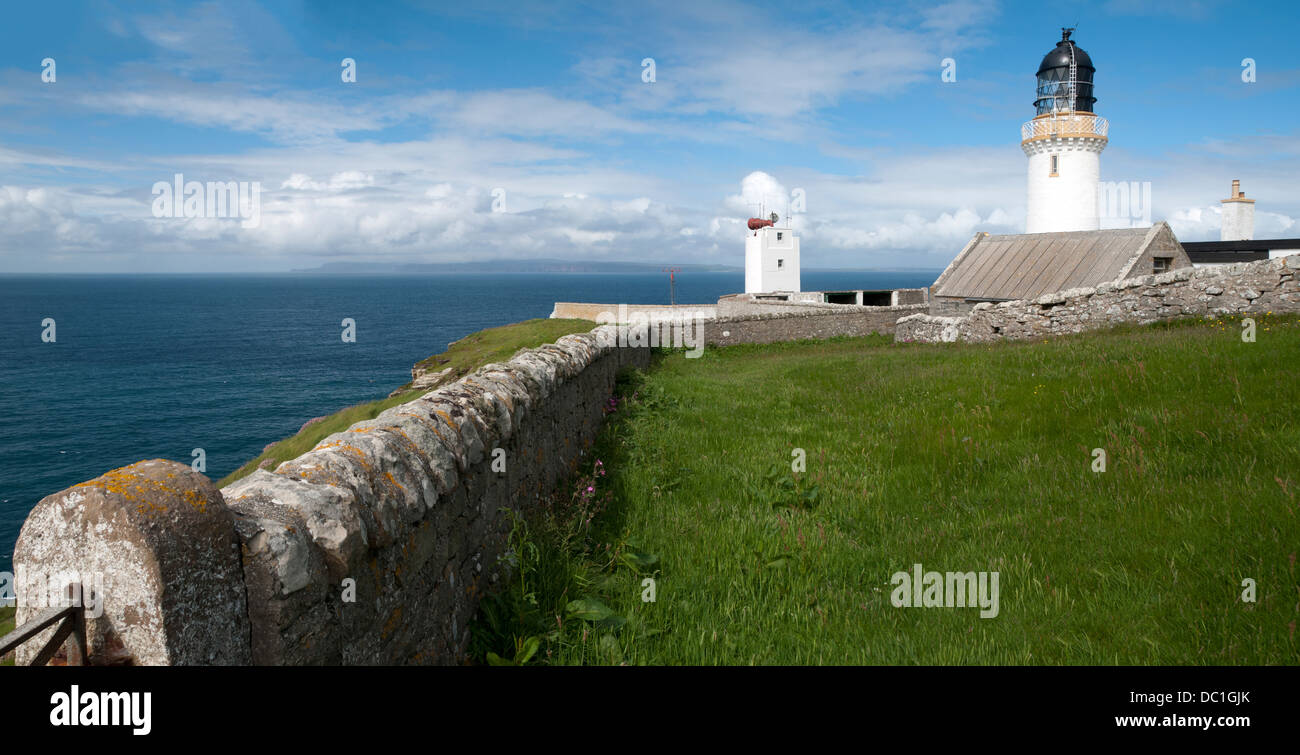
[663,267,681,305]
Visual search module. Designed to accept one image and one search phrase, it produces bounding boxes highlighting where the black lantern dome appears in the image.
[1033,28,1096,115]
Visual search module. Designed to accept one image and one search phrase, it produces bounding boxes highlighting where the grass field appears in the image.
[471,313,1300,665]
[220,318,593,486]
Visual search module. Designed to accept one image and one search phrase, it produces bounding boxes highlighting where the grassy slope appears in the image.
[1,605,13,665]
[220,318,593,487]
[500,314,1300,665]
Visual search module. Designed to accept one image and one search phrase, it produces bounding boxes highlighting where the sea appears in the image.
[0,270,936,571]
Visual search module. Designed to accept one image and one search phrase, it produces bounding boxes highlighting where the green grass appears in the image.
[220,318,594,486]
[1,605,14,666]
[472,313,1300,665]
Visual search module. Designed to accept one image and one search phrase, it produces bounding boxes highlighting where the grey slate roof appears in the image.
[932,222,1188,301]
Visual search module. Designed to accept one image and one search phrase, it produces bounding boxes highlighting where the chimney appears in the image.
[1220,179,1255,241]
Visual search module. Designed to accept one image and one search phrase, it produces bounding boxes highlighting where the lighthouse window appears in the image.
[1049,155,1059,176]
[777,232,783,240]
[777,259,784,269]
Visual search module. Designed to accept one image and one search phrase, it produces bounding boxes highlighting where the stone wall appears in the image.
[550,297,926,346]
[897,256,1300,344]
[705,304,928,346]
[13,460,251,665]
[550,302,718,321]
[715,294,928,319]
[12,326,648,665]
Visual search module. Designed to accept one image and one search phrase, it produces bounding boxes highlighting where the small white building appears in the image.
[744,220,801,294]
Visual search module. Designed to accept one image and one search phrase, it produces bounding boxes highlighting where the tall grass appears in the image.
[473,313,1300,665]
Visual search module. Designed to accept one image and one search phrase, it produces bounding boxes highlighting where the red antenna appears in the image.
[663,267,681,305]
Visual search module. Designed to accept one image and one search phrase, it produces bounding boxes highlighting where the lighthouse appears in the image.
[744,213,801,293]
[1022,28,1108,233]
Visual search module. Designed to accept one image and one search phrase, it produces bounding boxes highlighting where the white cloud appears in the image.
[4,1,1299,272]
[281,172,376,191]
[726,171,789,218]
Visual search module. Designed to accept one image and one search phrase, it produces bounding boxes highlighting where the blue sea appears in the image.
[0,270,936,571]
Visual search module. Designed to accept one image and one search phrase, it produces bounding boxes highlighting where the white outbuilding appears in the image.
[744,214,801,294]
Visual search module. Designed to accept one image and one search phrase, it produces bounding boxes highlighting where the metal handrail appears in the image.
[1021,114,1108,141]
[0,586,87,666]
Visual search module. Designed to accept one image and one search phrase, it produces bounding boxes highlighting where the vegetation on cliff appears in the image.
[473,313,1300,664]
[220,318,594,487]
[0,605,14,665]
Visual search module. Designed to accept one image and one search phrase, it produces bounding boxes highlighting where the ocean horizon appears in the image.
[0,270,938,571]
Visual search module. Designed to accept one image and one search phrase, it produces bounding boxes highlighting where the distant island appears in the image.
[291,258,939,275]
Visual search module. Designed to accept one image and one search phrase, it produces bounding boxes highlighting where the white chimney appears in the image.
[1221,179,1255,241]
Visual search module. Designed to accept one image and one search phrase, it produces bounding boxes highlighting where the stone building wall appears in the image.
[893,288,929,306]
[927,297,977,317]
[897,256,1300,344]
[12,326,649,665]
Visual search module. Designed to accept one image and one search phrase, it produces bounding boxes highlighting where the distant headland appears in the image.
[290,258,939,275]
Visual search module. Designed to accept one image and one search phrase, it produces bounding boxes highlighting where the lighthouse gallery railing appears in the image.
[1020,114,1108,141]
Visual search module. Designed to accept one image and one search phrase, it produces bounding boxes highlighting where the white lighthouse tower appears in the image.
[1022,28,1108,233]
[744,213,801,293]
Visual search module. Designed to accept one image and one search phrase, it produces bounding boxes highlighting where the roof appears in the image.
[932,222,1188,302]
[1038,39,1094,76]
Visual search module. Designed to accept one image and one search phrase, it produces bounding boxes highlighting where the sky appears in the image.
[0,0,1296,273]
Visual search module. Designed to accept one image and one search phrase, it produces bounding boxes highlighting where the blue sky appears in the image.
[1,0,1296,272]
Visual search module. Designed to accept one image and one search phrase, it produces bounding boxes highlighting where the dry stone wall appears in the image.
[896,256,1300,344]
[12,325,648,665]
[12,460,251,665]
